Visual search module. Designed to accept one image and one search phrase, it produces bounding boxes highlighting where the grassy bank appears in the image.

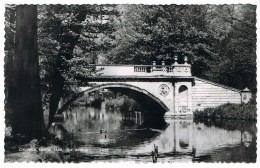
[193,99,257,121]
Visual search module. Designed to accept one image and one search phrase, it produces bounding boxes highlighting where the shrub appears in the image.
[194,101,257,121]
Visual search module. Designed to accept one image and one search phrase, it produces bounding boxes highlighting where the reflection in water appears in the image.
[51,105,256,162]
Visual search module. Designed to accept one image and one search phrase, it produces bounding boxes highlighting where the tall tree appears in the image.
[4,4,16,126]
[105,5,218,78]
[206,5,256,92]
[44,5,88,128]
[10,5,45,138]
[37,5,120,128]
[105,4,256,92]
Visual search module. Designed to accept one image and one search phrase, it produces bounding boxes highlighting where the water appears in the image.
[52,105,256,163]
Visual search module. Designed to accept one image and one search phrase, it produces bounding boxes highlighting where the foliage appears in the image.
[193,99,257,121]
[105,95,141,112]
[4,4,257,125]
[71,93,89,106]
[104,4,256,92]
[105,5,218,78]
[120,95,141,112]
[38,5,120,112]
[206,5,256,92]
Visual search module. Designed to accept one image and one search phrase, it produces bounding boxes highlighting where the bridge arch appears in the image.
[82,83,169,112]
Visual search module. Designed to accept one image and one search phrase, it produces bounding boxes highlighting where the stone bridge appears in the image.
[79,57,251,118]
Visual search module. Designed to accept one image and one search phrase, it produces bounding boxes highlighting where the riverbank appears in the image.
[193,99,256,121]
[4,124,71,162]
[5,145,63,162]
[4,136,64,162]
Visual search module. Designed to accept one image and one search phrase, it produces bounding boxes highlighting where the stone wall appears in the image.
[192,77,241,111]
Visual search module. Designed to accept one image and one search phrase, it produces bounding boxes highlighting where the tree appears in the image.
[37,5,120,128]
[9,5,45,138]
[206,5,256,92]
[105,4,256,92]
[4,4,16,127]
[40,5,88,129]
[105,5,218,78]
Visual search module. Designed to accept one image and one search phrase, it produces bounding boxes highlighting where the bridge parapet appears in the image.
[88,62,191,77]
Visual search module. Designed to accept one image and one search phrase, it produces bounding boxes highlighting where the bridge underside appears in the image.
[80,83,171,128]
[82,83,169,114]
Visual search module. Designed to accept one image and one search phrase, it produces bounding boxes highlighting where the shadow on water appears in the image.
[139,104,168,130]
[140,113,168,130]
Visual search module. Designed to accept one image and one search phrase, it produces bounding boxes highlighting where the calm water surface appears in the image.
[54,104,256,163]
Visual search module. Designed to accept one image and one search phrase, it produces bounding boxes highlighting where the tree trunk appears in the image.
[4,5,16,127]
[47,69,64,129]
[47,9,87,128]
[11,5,45,138]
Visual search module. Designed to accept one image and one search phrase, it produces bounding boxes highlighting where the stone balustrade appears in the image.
[88,63,191,77]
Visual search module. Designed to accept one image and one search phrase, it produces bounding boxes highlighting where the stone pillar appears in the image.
[174,84,179,115]
[184,56,188,64]
[152,61,156,70]
[161,61,165,65]
[187,82,192,114]
[241,87,252,103]
[173,55,178,65]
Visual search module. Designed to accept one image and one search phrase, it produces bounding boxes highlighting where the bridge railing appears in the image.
[134,65,175,73]
[87,64,191,77]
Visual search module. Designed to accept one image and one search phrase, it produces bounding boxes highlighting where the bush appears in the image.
[194,100,257,121]
[105,96,141,112]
